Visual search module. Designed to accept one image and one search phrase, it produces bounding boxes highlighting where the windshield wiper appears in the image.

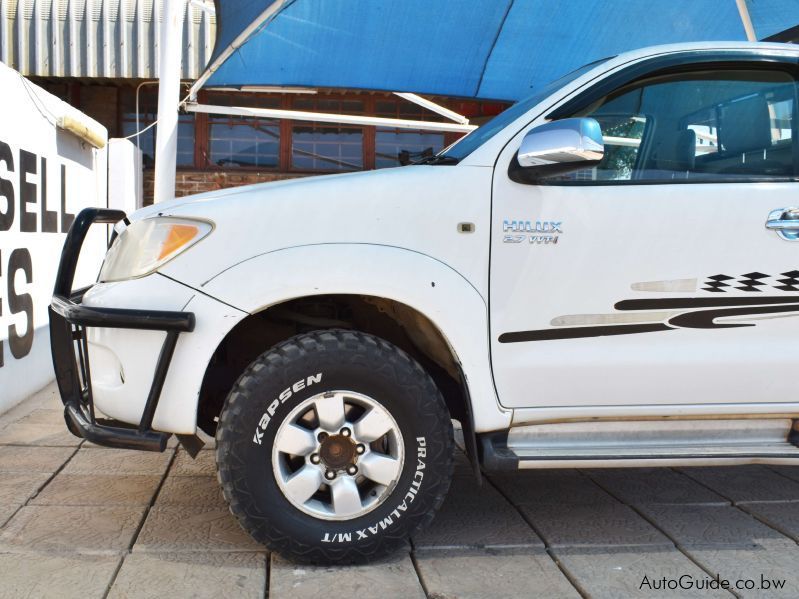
[412,154,459,165]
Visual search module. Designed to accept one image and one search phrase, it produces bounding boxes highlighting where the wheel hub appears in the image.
[319,434,356,470]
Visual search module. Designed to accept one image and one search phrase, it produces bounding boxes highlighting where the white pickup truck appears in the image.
[50,42,799,563]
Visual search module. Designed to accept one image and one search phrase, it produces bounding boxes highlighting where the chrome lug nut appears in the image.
[310,454,321,464]
[355,444,365,454]
[340,427,351,437]
[324,469,337,481]
[317,432,328,442]
[346,464,358,476]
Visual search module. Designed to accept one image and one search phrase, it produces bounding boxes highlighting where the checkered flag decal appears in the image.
[775,270,799,292]
[735,272,769,292]
[701,271,799,293]
[702,274,734,293]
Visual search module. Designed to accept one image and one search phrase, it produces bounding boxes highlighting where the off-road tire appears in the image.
[215,329,454,564]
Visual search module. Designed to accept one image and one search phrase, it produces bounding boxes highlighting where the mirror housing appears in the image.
[512,117,604,182]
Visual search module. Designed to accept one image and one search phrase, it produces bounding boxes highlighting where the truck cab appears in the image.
[50,42,799,563]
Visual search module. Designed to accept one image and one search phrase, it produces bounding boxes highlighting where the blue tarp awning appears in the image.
[203,0,799,102]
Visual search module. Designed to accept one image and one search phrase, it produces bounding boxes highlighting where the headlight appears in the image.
[99,217,213,282]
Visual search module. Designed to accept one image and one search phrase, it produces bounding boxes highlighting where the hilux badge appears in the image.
[502,220,562,244]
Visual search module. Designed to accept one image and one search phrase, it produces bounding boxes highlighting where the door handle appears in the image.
[766,207,799,240]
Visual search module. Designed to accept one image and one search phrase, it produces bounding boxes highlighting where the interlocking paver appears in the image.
[682,543,799,598]
[5,385,799,596]
[7,409,68,428]
[585,468,727,505]
[171,449,217,476]
[0,421,82,447]
[0,552,121,599]
[768,466,799,485]
[0,504,19,528]
[0,472,52,525]
[108,552,267,598]
[0,445,72,473]
[0,505,146,554]
[155,476,227,508]
[0,385,61,430]
[63,447,173,475]
[31,473,162,506]
[412,474,543,551]
[269,553,425,598]
[554,546,733,598]
[134,506,261,553]
[519,503,672,548]
[679,466,799,503]
[490,469,617,505]
[415,548,580,599]
[638,504,791,548]
[0,472,51,527]
[0,472,51,505]
[738,501,799,543]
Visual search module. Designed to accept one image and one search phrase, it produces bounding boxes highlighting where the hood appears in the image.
[150,163,492,292]
[130,169,370,221]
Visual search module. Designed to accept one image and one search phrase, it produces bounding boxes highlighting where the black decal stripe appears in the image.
[615,296,799,311]
[498,323,673,343]
[502,295,799,344]
[668,303,799,329]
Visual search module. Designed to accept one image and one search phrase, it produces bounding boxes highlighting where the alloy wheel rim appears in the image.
[272,390,405,521]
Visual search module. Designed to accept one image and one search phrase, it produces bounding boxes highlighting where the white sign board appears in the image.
[0,62,108,413]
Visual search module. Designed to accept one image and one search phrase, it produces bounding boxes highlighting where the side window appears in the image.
[547,68,798,183]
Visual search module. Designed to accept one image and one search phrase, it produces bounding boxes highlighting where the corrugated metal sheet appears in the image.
[0,0,215,79]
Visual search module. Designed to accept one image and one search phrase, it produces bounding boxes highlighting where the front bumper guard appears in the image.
[49,208,195,452]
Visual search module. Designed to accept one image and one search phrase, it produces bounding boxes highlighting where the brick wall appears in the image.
[142,170,307,206]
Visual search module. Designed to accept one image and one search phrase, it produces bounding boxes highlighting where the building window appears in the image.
[290,97,365,172]
[120,87,195,168]
[374,99,447,167]
[206,93,280,168]
[375,129,445,167]
[292,125,364,171]
[116,89,508,174]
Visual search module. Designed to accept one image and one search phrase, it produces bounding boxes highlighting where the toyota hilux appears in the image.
[50,42,799,563]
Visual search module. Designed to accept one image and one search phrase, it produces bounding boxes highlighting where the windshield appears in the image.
[441,57,613,161]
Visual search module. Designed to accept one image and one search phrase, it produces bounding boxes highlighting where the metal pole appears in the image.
[393,93,470,125]
[185,103,477,133]
[735,0,757,41]
[154,0,186,203]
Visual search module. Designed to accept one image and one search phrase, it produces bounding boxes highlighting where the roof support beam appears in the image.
[189,0,288,99]
[184,102,477,133]
[393,92,470,125]
[735,0,757,41]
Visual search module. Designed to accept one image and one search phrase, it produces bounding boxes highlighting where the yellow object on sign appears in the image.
[56,115,107,149]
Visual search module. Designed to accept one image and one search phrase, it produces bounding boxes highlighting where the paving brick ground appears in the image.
[3,384,799,597]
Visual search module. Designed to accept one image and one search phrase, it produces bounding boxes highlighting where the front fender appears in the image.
[201,244,511,432]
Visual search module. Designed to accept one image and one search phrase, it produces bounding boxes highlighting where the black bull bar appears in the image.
[49,208,195,451]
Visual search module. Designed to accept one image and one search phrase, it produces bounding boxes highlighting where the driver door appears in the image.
[490,61,799,411]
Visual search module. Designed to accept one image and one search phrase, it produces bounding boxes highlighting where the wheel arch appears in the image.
[195,244,510,466]
[198,294,482,476]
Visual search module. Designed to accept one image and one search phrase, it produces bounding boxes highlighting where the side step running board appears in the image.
[480,419,799,470]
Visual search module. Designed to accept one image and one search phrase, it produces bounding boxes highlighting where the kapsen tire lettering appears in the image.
[215,329,454,564]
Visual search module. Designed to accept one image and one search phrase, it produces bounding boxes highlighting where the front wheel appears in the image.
[215,330,454,564]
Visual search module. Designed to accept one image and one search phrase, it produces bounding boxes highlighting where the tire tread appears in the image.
[215,329,453,564]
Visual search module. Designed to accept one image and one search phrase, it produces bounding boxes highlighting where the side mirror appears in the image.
[514,117,604,179]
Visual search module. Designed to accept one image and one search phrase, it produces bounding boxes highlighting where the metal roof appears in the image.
[0,0,215,79]
[199,0,799,102]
